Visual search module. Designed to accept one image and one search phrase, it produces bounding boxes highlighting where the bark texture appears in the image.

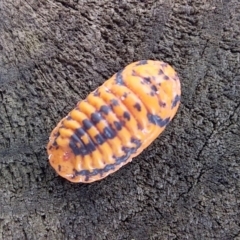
[0,0,240,239]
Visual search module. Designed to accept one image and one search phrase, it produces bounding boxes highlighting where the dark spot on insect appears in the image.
[75,164,115,179]
[137,123,142,130]
[54,132,60,138]
[134,102,141,111]
[123,111,131,121]
[121,145,137,157]
[159,101,166,108]
[103,164,115,172]
[111,99,119,106]
[136,60,148,66]
[142,77,151,84]
[123,92,128,98]
[159,69,164,75]
[71,133,84,146]
[150,91,155,96]
[115,69,124,85]
[171,94,181,109]
[114,121,122,131]
[58,165,61,172]
[75,128,85,138]
[103,126,116,139]
[91,112,103,124]
[52,140,58,147]
[86,141,96,152]
[48,146,52,150]
[69,136,96,156]
[151,85,158,92]
[147,113,170,127]
[100,105,111,115]
[131,138,141,149]
[94,134,105,145]
[82,119,93,130]
[73,136,142,180]
[164,75,169,80]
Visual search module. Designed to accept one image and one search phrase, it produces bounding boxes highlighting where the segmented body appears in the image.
[47,60,181,183]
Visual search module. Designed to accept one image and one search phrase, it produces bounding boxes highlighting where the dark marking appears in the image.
[100,105,111,115]
[58,165,61,172]
[115,69,124,85]
[151,85,158,92]
[66,116,72,120]
[54,132,60,138]
[72,133,84,145]
[121,146,134,155]
[114,121,122,131]
[132,70,137,76]
[134,103,141,111]
[52,140,58,147]
[171,94,181,109]
[69,126,99,156]
[86,141,97,152]
[94,134,105,145]
[143,77,151,84]
[69,138,96,156]
[103,126,116,139]
[123,92,128,98]
[123,111,131,121]
[137,123,142,130]
[164,75,169,80]
[91,112,103,124]
[148,113,170,127]
[131,138,141,149]
[111,99,119,106]
[159,101,166,108]
[102,164,115,172]
[75,128,86,138]
[136,60,148,66]
[82,119,93,130]
[74,163,115,180]
[159,69,164,75]
[73,136,142,180]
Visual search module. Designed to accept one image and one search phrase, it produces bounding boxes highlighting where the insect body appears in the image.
[47,60,181,183]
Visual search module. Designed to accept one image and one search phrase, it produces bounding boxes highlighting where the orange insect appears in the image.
[47,60,181,183]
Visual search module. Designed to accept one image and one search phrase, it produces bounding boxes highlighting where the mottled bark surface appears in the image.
[0,0,240,239]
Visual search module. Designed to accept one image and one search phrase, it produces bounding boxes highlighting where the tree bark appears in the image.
[0,0,240,239]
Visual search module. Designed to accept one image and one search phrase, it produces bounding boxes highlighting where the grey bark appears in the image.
[0,0,240,239]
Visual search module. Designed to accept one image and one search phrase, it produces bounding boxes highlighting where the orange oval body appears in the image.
[47,60,181,183]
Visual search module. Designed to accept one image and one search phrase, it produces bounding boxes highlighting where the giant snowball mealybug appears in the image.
[47,60,181,183]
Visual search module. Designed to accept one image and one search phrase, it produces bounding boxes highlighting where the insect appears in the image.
[47,60,181,183]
